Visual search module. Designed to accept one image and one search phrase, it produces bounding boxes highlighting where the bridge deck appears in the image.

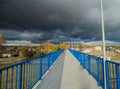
[34,50,101,89]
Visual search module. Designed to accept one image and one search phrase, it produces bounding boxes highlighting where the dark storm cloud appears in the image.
[0,0,120,43]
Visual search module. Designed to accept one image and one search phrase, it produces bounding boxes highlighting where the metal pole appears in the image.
[100,0,106,89]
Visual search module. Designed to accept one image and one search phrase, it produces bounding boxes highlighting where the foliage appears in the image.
[19,46,35,58]
[51,45,59,52]
[34,47,43,57]
[59,42,67,49]
[0,33,5,57]
[0,33,5,43]
[0,44,5,57]
[112,46,120,50]
[40,41,54,54]
[111,57,120,61]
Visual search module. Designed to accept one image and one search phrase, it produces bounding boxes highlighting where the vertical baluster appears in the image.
[31,62,33,84]
[116,64,120,89]
[83,54,85,68]
[18,64,23,89]
[10,67,14,89]
[98,58,101,86]
[27,62,30,87]
[0,71,2,89]
[16,66,18,89]
[88,55,91,74]
[48,55,50,69]
[26,62,28,89]
[39,58,42,80]
[5,69,8,89]
[102,59,104,88]
[106,61,109,89]
[23,63,25,89]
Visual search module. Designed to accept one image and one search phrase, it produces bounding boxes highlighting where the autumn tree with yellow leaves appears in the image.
[0,33,5,57]
[59,42,67,49]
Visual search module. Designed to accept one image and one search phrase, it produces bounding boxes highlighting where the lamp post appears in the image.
[100,0,106,89]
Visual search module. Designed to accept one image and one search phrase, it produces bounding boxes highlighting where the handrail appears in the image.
[106,60,120,89]
[0,49,64,89]
[69,49,104,88]
[69,49,120,89]
[106,60,120,65]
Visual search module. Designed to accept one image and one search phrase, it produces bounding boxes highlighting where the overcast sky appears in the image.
[0,0,120,43]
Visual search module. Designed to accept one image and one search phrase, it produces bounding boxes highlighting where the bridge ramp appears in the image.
[35,50,101,89]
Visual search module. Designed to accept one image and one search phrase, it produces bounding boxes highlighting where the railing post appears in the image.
[78,52,80,62]
[0,70,2,89]
[18,64,23,89]
[97,58,101,86]
[39,58,42,80]
[81,53,83,65]
[83,54,86,68]
[105,61,109,89]
[48,55,50,69]
[5,69,8,89]
[116,64,120,89]
[88,55,91,74]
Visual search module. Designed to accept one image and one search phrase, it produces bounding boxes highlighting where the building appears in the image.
[2,50,12,57]
[94,46,102,51]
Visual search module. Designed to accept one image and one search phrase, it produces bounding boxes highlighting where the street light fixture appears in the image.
[100,0,107,89]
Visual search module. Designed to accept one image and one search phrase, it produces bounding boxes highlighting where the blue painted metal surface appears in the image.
[106,60,120,89]
[1,48,119,89]
[69,49,104,88]
[0,49,64,89]
[69,49,120,89]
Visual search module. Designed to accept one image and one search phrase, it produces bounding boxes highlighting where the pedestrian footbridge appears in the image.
[0,49,120,89]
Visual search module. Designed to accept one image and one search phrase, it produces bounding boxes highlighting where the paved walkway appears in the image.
[34,50,101,89]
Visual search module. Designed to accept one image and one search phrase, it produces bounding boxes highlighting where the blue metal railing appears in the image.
[106,60,120,89]
[0,49,64,89]
[69,49,104,88]
[69,49,120,89]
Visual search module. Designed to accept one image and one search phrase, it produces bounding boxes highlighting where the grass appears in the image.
[0,57,25,61]
[111,57,120,61]
[0,57,25,68]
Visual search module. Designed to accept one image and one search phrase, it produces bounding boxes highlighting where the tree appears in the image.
[59,42,67,49]
[40,41,54,54]
[0,33,5,43]
[51,45,59,52]
[19,46,35,58]
[34,47,42,57]
[0,33,5,57]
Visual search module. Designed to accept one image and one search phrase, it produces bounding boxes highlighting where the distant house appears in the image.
[94,46,102,51]
[83,49,93,53]
[82,46,94,53]
[2,50,18,58]
[115,49,120,53]
[2,50,12,58]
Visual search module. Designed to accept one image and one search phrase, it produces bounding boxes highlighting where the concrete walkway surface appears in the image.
[34,50,101,89]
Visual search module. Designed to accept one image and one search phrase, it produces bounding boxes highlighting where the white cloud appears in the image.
[20,32,43,38]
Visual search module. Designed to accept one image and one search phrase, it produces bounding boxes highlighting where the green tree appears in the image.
[51,45,59,52]
[34,47,42,57]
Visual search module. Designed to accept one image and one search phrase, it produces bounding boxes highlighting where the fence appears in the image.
[69,49,104,89]
[0,49,64,89]
[69,49,120,89]
[106,60,120,89]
